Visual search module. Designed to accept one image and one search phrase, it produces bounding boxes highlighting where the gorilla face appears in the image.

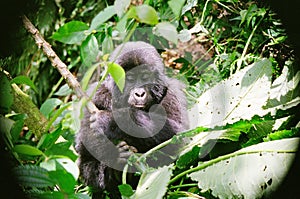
[113,64,168,111]
[111,64,168,138]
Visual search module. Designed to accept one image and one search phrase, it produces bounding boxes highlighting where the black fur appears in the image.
[75,41,188,198]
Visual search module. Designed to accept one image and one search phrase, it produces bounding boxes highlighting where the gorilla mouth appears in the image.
[133,103,146,108]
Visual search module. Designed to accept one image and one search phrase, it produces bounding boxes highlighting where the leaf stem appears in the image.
[169,149,295,185]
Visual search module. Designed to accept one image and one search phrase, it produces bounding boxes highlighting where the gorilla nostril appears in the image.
[134,88,146,99]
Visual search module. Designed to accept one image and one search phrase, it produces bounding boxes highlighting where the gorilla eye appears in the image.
[126,75,135,82]
[141,73,150,80]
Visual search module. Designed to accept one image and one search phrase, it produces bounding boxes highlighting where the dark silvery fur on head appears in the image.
[75,41,189,198]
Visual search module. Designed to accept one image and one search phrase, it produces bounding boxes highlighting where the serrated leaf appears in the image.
[154,22,178,44]
[131,165,173,199]
[135,5,159,25]
[13,165,55,188]
[108,62,125,92]
[27,191,64,199]
[188,59,272,128]
[51,21,89,44]
[189,138,299,199]
[168,0,186,18]
[80,35,99,67]
[114,0,131,17]
[90,6,116,31]
[13,144,44,156]
[40,98,63,118]
[11,75,38,92]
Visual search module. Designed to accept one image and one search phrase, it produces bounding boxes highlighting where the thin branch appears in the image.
[22,15,98,114]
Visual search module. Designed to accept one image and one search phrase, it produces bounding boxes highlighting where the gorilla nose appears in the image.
[134,88,146,100]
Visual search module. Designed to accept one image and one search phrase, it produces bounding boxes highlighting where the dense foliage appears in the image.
[1,0,299,198]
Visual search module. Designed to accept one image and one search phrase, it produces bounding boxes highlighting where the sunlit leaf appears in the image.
[11,75,38,92]
[40,98,63,118]
[114,0,131,17]
[51,21,89,44]
[90,6,116,31]
[13,144,44,156]
[168,0,186,18]
[80,34,99,67]
[108,62,125,92]
[154,22,178,44]
[189,138,299,199]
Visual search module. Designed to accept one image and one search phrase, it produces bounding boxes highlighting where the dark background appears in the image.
[0,0,299,198]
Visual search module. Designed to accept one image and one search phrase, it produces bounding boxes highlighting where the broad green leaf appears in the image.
[134,5,159,25]
[0,72,13,114]
[54,84,72,96]
[56,158,79,180]
[189,138,299,199]
[131,165,173,199]
[40,158,79,180]
[13,144,44,156]
[119,184,134,197]
[51,21,89,44]
[40,98,63,118]
[154,22,178,44]
[188,59,272,128]
[264,62,300,109]
[108,62,125,92]
[11,75,38,92]
[114,0,131,17]
[13,165,55,188]
[102,35,114,55]
[80,34,99,67]
[168,0,186,18]
[49,170,76,194]
[90,6,116,31]
[37,126,63,150]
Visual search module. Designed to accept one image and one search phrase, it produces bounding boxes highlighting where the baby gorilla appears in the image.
[75,41,188,198]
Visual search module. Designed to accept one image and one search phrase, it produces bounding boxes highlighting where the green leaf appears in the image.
[154,22,178,44]
[51,21,89,44]
[49,170,76,194]
[11,75,38,92]
[90,6,116,31]
[80,34,99,67]
[13,165,55,188]
[37,127,63,150]
[0,72,13,114]
[108,62,126,92]
[168,0,186,18]
[102,35,114,55]
[54,84,72,96]
[119,184,134,197]
[27,191,64,199]
[188,138,299,199]
[132,165,174,199]
[133,5,159,25]
[114,0,131,17]
[188,59,272,128]
[13,144,44,156]
[40,98,63,118]
[176,146,200,169]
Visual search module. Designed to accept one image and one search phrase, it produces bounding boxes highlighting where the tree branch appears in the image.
[22,15,98,114]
